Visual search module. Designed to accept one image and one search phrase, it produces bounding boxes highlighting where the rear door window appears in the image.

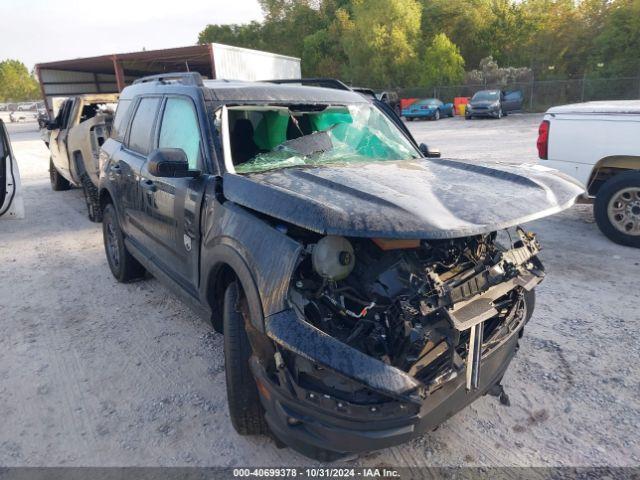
[127,97,161,155]
[158,97,202,169]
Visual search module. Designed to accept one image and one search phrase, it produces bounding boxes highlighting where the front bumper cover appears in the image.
[253,307,524,460]
[467,107,500,117]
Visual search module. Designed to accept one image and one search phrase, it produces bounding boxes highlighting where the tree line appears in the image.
[198,0,640,89]
[0,60,40,102]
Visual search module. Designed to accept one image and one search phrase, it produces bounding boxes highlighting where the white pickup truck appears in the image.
[537,100,640,247]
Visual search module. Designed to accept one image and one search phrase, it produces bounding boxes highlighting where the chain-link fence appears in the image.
[400,77,640,113]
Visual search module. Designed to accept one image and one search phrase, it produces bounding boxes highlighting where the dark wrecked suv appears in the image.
[98,73,583,460]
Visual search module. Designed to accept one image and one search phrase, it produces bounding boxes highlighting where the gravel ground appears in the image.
[0,114,638,467]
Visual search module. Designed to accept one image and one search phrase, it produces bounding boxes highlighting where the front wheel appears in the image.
[49,159,70,191]
[434,110,440,121]
[223,282,268,435]
[594,171,640,248]
[102,203,146,281]
[497,108,503,119]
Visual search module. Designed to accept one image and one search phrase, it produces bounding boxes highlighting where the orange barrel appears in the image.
[454,97,470,116]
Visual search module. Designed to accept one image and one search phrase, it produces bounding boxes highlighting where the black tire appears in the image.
[406,117,414,122]
[434,109,440,121]
[223,282,268,436]
[466,114,472,120]
[80,172,103,222]
[497,108,503,119]
[49,158,70,191]
[593,170,640,248]
[102,203,145,282]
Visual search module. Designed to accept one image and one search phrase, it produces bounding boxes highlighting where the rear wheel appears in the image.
[223,282,268,435]
[594,171,640,248]
[102,203,145,282]
[49,158,70,191]
[80,172,103,222]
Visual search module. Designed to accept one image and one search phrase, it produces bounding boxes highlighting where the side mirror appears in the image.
[45,121,58,130]
[419,143,441,158]
[147,148,198,178]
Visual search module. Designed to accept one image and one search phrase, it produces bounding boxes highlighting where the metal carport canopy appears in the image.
[35,44,216,112]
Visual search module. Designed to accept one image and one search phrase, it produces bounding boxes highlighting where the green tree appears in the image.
[421,33,465,85]
[418,0,493,71]
[196,0,640,89]
[0,60,40,102]
[197,22,268,51]
[517,0,583,78]
[591,0,640,77]
[340,0,423,87]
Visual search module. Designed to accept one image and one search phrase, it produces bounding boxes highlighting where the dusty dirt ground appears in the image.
[0,114,638,467]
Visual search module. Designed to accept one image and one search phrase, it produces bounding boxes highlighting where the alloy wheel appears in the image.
[607,187,640,236]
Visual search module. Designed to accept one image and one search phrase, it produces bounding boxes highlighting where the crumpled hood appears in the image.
[223,159,584,239]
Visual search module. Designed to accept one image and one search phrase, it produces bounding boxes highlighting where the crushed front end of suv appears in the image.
[98,75,584,460]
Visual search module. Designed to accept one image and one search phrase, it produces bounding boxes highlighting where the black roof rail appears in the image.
[133,72,204,86]
[265,78,353,92]
[351,87,377,98]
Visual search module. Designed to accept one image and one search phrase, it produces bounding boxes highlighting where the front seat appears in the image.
[231,119,259,166]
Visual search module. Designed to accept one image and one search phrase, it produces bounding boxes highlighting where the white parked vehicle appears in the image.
[0,120,25,219]
[537,101,640,247]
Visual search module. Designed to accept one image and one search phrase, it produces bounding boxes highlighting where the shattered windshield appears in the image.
[226,104,420,174]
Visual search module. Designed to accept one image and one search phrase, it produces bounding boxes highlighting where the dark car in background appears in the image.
[376,90,401,115]
[466,89,524,119]
[403,98,454,121]
[97,72,582,461]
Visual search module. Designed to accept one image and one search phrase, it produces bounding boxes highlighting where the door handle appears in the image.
[140,178,157,193]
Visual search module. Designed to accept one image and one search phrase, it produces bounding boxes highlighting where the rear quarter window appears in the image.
[127,97,161,155]
[112,99,132,141]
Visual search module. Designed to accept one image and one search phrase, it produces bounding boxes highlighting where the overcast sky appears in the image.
[0,0,264,71]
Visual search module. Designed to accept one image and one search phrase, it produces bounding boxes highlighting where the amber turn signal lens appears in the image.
[372,238,420,250]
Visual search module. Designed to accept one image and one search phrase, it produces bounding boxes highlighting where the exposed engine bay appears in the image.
[288,228,544,393]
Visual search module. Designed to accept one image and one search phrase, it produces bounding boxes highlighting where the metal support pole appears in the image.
[35,66,51,119]
[208,44,216,80]
[112,56,125,92]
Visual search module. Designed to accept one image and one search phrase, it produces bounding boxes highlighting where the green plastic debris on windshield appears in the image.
[309,111,352,131]
[253,111,288,150]
[232,104,418,174]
